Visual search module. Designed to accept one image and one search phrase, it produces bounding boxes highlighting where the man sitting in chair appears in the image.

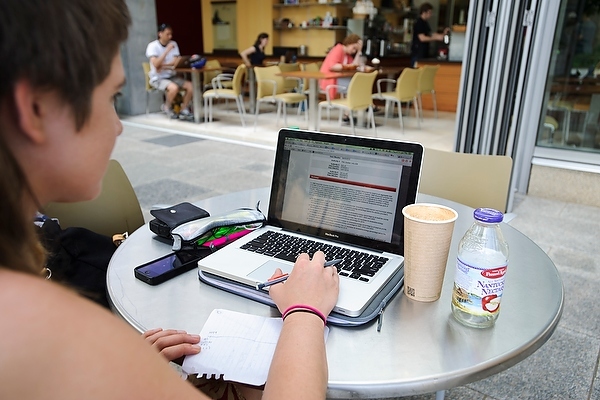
[145,23,194,120]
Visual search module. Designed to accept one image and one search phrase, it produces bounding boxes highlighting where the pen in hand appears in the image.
[256,258,343,290]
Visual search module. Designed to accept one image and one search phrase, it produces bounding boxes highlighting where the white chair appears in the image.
[203,64,247,126]
[253,65,307,128]
[417,64,440,119]
[317,71,378,136]
[373,67,422,131]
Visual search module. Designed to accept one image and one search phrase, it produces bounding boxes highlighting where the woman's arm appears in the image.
[324,44,346,71]
[263,251,339,400]
[350,40,363,66]
[0,270,208,399]
[240,45,256,67]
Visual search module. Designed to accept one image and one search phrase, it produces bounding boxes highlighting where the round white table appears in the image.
[107,188,563,398]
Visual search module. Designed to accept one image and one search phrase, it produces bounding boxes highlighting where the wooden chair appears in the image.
[44,160,144,237]
[203,64,247,126]
[419,148,513,213]
[317,71,378,136]
[417,64,440,119]
[373,67,422,130]
[253,65,307,128]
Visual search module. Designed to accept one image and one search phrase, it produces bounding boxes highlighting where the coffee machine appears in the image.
[362,14,389,58]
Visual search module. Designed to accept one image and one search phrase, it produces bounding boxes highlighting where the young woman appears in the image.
[240,33,269,67]
[0,1,339,399]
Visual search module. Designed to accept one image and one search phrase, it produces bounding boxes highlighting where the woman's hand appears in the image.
[268,251,340,318]
[142,328,200,363]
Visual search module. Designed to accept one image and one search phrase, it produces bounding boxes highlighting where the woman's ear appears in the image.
[12,80,48,144]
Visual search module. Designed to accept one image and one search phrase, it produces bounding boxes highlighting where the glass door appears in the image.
[537,0,600,155]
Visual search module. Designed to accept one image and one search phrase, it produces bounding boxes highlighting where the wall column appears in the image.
[118,0,159,116]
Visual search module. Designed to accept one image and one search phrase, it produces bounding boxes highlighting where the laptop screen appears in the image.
[268,129,423,255]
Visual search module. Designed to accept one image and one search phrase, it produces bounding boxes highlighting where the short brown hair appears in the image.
[0,0,131,276]
[343,34,362,46]
[0,0,131,130]
[420,3,434,15]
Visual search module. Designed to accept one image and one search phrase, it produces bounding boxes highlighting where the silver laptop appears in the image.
[198,129,424,317]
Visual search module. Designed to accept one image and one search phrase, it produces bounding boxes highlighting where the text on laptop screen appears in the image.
[268,132,422,254]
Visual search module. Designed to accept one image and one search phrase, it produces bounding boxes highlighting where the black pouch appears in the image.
[149,202,210,240]
[37,218,115,309]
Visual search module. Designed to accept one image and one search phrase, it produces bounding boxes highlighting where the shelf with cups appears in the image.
[273,25,348,30]
[275,1,351,7]
[273,0,352,57]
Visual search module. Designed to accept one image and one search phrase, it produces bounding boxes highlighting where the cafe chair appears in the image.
[317,70,378,136]
[253,65,307,129]
[301,62,327,94]
[44,160,145,238]
[203,64,247,127]
[417,64,440,119]
[373,67,422,131]
[143,62,159,115]
[547,92,575,145]
[278,62,301,92]
[143,62,187,116]
[300,62,320,94]
[541,115,560,144]
[419,147,513,213]
[202,59,233,91]
[301,62,335,120]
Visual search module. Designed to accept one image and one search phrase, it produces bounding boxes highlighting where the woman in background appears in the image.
[320,34,364,122]
[240,32,269,67]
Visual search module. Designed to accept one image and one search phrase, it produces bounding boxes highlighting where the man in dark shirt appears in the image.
[410,3,449,67]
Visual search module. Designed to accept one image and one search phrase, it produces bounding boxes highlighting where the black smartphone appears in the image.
[134,250,207,285]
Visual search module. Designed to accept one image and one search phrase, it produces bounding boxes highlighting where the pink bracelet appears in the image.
[281,304,327,325]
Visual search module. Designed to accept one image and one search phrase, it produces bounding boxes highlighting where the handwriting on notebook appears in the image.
[181,309,283,386]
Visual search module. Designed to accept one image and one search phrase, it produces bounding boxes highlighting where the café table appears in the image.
[107,188,563,399]
[276,70,350,130]
[175,65,223,123]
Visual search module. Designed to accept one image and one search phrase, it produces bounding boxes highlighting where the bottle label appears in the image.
[452,257,507,316]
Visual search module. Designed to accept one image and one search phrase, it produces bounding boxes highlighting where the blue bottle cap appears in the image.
[473,208,503,223]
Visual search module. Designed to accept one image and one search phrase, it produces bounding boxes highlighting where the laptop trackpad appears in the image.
[247,260,294,282]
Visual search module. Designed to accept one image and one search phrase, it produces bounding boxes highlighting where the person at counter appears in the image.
[410,2,450,67]
[240,32,269,67]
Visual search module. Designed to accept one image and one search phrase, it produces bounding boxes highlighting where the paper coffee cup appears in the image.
[402,203,458,302]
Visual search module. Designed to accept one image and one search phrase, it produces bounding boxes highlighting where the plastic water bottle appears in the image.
[451,208,509,328]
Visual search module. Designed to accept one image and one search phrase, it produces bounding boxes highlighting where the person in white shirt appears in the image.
[146,23,194,120]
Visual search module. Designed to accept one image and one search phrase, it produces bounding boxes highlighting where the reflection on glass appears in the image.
[540,1,600,152]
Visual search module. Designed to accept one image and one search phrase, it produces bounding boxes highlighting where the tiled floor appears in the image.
[113,104,600,400]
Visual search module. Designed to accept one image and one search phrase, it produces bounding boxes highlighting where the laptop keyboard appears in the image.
[239,231,389,282]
